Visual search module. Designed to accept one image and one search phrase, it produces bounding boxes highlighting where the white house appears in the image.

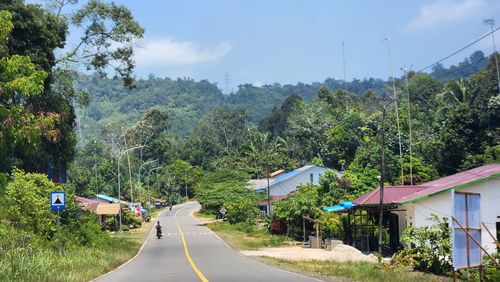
[353,163,500,253]
[247,165,340,212]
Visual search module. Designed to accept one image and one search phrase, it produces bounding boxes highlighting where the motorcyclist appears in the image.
[155,221,162,238]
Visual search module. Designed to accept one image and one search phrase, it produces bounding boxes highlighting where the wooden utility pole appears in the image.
[378,106,386,254]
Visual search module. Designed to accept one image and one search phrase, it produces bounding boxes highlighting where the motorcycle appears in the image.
[156,226,162,239]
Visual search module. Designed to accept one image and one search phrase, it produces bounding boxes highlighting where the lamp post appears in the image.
[146,166,162,206]
[117,145,143,231]
[138,159,158,200]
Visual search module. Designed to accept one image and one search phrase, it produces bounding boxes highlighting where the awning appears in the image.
[95,203,120,215]
[323,201,356,212]
[323,205,345,212]
[339,201,356,209]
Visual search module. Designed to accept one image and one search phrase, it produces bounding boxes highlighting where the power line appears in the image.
[428,53,490,81]
[417,26,500,73]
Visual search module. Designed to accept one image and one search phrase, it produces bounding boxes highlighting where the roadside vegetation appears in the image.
[1,0,499,281]
[258,257,452,282]
[0,170,161,281]
[207,221,292,250]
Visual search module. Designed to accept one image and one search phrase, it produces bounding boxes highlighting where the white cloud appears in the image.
[134,38,232,66]
[405,0,485,30]
[253,81,264,87]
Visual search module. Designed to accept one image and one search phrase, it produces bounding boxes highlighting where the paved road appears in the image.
[96,202,320,282]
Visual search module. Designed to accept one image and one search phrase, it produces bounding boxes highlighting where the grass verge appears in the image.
[0,209,163,282]
[193,211,216,219]
[206,221,292,250]
[257,257,452,282]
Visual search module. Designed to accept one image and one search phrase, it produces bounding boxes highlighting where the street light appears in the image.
[138,159,158,200]
[146,166,162,207]
[117,145,144,231]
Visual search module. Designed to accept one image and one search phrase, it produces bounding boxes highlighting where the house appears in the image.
[76,196,120,224]
[248,165,339,212]
[93,194,129,206]
[351,163,500,253]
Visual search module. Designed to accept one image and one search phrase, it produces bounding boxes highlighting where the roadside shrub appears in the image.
[225,196,259,225]
[273,183,321,239]
[395,214,452,275]
[122,211,142,229]
[195,169,251,214]
[269,218,287,235]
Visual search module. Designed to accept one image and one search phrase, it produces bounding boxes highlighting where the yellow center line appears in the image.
[175,207,209,282]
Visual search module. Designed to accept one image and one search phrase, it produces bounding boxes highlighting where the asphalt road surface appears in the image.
[95,202,321,282]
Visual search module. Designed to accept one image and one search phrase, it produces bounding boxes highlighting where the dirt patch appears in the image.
[241,244,377,263]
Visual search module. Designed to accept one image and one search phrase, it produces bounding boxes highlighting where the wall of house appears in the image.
[269,166,327,196]
[403,179,499,253]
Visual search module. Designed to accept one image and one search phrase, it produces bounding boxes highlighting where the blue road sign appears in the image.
[50,192,66,211]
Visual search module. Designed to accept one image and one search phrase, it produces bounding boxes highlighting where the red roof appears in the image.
[353,186,427,205]
[353,163,500,206]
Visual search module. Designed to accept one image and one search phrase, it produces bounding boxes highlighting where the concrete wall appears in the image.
[403,178,499,253]
[270,166,327,196]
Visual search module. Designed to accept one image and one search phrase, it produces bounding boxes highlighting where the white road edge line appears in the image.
[189,207,325,282]
[89,202,193,282]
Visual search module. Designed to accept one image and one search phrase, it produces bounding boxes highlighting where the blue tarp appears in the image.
[323,205,345,212]
[96,194,120,203]
[339,201,356,209]
[323,201,356,212]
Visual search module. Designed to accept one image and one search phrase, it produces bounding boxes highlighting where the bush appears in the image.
[122,211,142,229]
[396,214,452,275]
[225,196,259,225]
[195,169,254,214]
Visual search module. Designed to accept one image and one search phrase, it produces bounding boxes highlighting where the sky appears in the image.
[32,0,500,91]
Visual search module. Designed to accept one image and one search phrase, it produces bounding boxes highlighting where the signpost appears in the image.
[50,192,66,254]
[219,207,227,215]
[219,207,227,219]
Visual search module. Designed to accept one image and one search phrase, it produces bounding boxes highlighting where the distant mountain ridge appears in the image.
[77,50,486,140]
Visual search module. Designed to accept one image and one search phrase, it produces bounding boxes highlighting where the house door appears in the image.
[388,213,400,252]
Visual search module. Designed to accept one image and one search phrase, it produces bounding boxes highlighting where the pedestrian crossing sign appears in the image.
[50,192,66,211]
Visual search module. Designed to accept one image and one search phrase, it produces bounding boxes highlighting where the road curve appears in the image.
[95,202,321,282]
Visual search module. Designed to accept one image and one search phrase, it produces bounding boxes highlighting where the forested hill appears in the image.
[78,74,388,138]
[78,50,488,139]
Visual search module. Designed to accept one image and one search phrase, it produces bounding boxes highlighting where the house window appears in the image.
[310,173,314,183]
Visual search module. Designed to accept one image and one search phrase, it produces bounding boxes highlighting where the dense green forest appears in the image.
[70,51,500,202]
[78,50,492,140]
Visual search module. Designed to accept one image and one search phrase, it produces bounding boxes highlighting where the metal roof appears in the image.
[96,194,120,203]
[397,163,500,203]
[265,165,319,188]
[352,164,500,206]
[353,186,427,205]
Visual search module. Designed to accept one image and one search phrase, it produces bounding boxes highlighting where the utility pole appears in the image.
[122,128,134,203]
[342,41,347,86]
[378,106,386,254]
[224,72,231,95]
[93,140,99,194]
[117,145,144,231]
[484,17,500,95]
[382,37,404,184]
[403,66,413,186]
[267,170,271,217]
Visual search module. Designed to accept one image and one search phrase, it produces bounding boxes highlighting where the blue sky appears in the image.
[34,0,500,90]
